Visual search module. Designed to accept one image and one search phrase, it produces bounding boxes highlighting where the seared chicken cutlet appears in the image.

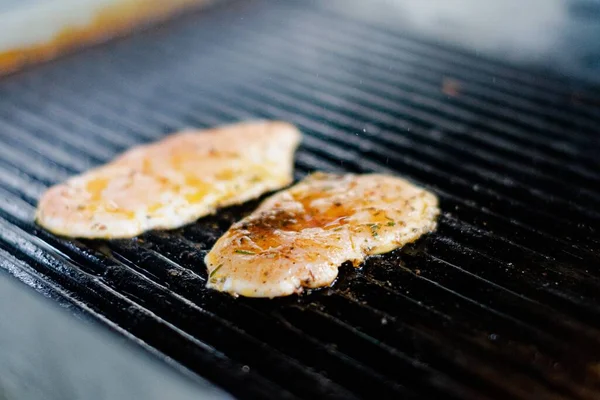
[205,172,439,298]
[36,121,301,238]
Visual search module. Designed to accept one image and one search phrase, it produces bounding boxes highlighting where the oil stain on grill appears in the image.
[0,0,599,399]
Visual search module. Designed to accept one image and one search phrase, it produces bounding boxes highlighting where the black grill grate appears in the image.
[1,1,600,399]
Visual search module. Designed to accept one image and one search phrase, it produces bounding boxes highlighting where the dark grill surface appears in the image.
[1,1,600,399]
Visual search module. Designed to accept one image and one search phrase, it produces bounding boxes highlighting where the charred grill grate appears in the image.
[1,1,600,399]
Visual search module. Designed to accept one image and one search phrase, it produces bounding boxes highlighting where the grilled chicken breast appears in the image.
[205,172,439,298]
[36,121,301,238]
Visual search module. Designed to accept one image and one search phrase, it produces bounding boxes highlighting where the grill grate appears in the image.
[1,0,600,399]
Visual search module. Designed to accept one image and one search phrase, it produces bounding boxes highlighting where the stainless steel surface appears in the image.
[0,271,232,400]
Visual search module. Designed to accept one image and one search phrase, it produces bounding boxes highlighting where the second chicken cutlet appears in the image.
[206,172,439,298]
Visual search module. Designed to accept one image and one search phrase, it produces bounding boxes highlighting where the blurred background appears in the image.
[1,0,600,82]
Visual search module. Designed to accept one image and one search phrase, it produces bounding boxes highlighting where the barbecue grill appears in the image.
[1,0,600,399]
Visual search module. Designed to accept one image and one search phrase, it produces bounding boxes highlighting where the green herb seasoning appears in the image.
[209,264,223,279]
[234,249,256,255]
[369,223,380,237]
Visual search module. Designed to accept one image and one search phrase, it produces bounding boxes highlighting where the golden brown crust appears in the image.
[0,0,209,76]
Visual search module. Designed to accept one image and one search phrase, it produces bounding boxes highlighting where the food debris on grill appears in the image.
[205,172,439,298]
[35,121,301,238]
[442,77,462,97]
